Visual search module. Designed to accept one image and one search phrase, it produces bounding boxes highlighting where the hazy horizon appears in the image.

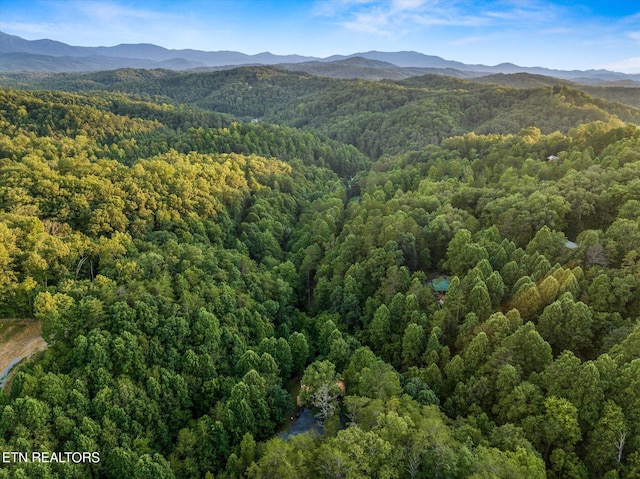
[1,0,639,73]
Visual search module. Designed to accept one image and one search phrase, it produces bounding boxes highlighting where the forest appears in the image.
[0,68,639,479]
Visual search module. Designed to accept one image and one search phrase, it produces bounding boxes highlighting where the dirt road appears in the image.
[0,319,47,384]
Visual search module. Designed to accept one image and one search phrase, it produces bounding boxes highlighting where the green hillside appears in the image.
[6,67,639,162]
[0,75,639,479]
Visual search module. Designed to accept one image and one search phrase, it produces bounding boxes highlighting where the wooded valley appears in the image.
[0,68,639,479]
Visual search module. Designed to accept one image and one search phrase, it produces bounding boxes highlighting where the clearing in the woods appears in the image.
[0,319,47,386]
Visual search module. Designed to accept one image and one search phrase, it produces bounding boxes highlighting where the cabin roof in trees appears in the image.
[428,277,450,293]
[564,240,578,249]
[547,154,559,161]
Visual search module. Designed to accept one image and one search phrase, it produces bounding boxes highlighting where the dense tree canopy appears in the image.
[0,69,639,478]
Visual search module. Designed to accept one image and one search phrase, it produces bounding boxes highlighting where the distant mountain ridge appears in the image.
[2,31,640,85]
[0,32,317,70]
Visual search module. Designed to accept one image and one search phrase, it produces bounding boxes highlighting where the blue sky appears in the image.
[1,0,639,72]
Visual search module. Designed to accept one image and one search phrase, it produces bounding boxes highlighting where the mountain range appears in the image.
[2,31,640,85]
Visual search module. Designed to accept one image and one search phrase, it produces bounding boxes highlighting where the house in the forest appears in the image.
[564,240,578,249]
[427,276,450,304]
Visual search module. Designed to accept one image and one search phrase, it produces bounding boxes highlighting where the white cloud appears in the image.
[72,1,165,21]
[451,35,488,46]
[314,0,492,36]
[1,22,62,38]
[484,0,563,23]
[602,56,640,73]
[392,0,428,8]
[312,0,375,17]
[3,1,194,47]
[313,0,565,36]
[539,27,575,35]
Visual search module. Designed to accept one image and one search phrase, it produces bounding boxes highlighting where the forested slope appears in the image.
[0,88,361,477]
[0,77,639,479]
[4,67,640,161]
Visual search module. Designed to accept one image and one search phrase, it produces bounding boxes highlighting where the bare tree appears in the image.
[312,383,339,426]
[405,449,421,479]
[318,453,349,479]
[586,244,609,267]
[615,430,626,464]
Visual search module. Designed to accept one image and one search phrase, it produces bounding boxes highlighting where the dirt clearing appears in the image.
[0,319,47,384]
